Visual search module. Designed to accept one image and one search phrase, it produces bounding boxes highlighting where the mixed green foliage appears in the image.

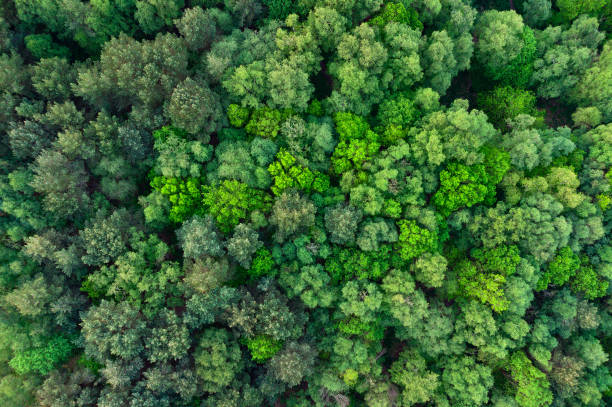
[0,1,611,406]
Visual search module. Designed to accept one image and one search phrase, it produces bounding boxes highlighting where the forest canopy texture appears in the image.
[1,0,612,406]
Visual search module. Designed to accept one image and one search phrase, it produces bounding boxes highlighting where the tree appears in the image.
[0,52,28,137]
[227,104,250,128]
[35,366,99,407]
[572,107,602,128]
[202,180,272,233]
[433,152,509,218]
[145,309,190,363]
[195,328,243,393]
[421,29,462,95]
[326,23,388,115]
[269,342,316,386]
[214,138,274,189]
[324,204,362,246]
[248,248,276,278]
[245,335,282,363]
[501,116,574,171]
[570,264,609,300]
[4,3,612,406]
[325,245,396,283]
[508,351,553,407]
[227,224,263,268]
[478,86,540,129]
[30,149,89,218]
[176,215,224,259]
[409,99,498,167]
[390,350,439,406]
[395,220,438,262]
[24,34,70,60]
[279,264,336,308]
[81,300,147,362]
[269,190,316,242]
[9,335,73,375]
[175,7,223,51]
[81,232,183,317]
[474,10,535,87]
[381,268,429,331]
[440,356,494,407]
[268,149,330,195]
[150,176,203,223]
[556,0,607,22]
[532,16,604,99]
[521,0,551,27]
[74,33,188,114]
[356,218,398,252]
[277,117,336,171]
[381,22,423,94]
[79,209,134,266]
[370,2,422,30]
[245,107,284,138]
[8,121,53,162]
[307,7,347,53]
[572,40,612,123]
[412,252,447,288]
[135,0,184,34]
[456,245,521,313]
[166,78,223,135]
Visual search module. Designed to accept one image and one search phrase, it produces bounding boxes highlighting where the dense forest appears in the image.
[0,0,611,406]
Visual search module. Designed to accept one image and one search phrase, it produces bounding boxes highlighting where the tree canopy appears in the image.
[0,2,611,407]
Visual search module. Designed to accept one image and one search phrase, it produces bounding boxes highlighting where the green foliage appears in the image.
[227,224,262,268]
[498,26,537,88]
[457,245,520,312]
[195,328,243,393]
[390,350,439,406]
[244,335,282,363]
[202,180,272,233]
[537,247,580,290]
[521,0,552,27]
[325,245,396,283]
[395,220,438,262]
[263,0,297,20]
[9,335,73,375]
[441,356,494,406]
[533,16,604,99]
[478,86,540,129]
[556,0,607,22]
[269,190,316,242]
[81,232,183,316]
[508,351,553,407]
[572,39,612,123]
[324,203,362,245]
[151,176,203,223]
[331,113,380,176]
[434,147,510,217]
[570,263,609,300]
[331,137,380,176]
[249,248,275,277]
[176,215,224,258]
[269,342,315,386]
[268,149,330,195]
[370,2,422,31]
[135,0,184,34]
[3,4,612,406]
[24,34,70,60]
[245,107,285,138]
[434,164,488,216]
[227,104,250,128]
[475,10,532,85]
[167,78,222,135]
